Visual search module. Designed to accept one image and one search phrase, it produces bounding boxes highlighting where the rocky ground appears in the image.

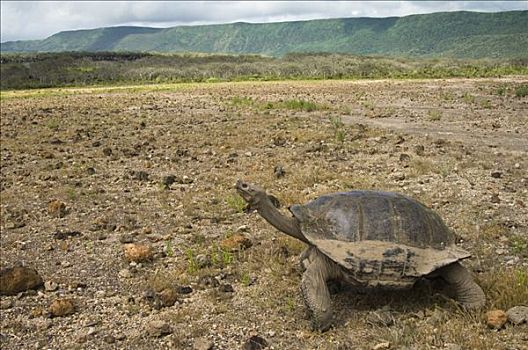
[1,77,527,349]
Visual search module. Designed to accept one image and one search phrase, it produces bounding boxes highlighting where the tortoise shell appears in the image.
[290,191,470,287]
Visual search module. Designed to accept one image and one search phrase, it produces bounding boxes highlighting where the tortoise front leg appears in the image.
[300,248,341,331]
[439,262,486,309]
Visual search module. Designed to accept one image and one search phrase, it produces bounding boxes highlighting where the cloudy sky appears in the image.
[1,1,527,42]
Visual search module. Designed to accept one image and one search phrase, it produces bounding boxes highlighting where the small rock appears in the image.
[86,167,96,175]
[506,306,528,325]
[176,285,193,294]
[274,165,286,178]
[158,288,178,307]
[194,337,214,350]
[372,342,390,350]
[220,233,252,252]
[119,234,135,244]
[199,275,219,288]
[102,147,112,156]
[77,335,88,344]
[0,266,44,295]
[490,193,501,204]
[395,135,405,145]
[486,309,507,329]
[236,225,249,233]
[53,230,81,240]
[162,175,176,188]
[49,298,75,317]
[366,310,395,327]
[490,171,503,179]
[147,320,172,337]
[444,343,463,350]
[123,243,153,262]
[118,269,132,278]
[44,281,59,292]
[399,153,411,162]
[243,335,268,350]
[219,284,234,293]
[414,145,425,156]
[129,170,149,181]
[195,254,211,268]
[48,200,67,218]
[0,299,14,310]
[103,335,116,344]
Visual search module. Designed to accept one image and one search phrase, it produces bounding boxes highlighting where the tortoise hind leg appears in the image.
[300,248,342,331]
[438,262,485,309]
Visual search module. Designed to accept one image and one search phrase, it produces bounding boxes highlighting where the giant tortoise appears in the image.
[236,180,485,331]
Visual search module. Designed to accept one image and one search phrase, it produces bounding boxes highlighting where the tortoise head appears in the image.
[236,180,268,208]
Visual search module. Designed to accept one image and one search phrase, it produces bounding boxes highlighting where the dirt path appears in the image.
[342,115,528,153]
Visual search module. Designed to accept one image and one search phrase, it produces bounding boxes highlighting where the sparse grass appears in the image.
[462,92,475,104]
[230,95,254,107]
[186,248,200,274]
[428,109,442,121]
[510,235,528,257]
[515,84,528,98]
[480,99,492,109]
[330,115,346,142]
[46,118,60,130]
[65,188,77,201]
[225,194,246,213]
[480,266,528,309]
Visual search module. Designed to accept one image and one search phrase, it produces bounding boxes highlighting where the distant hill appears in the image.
[2,11,527,58]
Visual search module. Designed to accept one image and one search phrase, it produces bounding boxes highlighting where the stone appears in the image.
[162,175,176,188]
[103,335,116,344]
[44,281,59,292]
[147,320,172,337]
[176,285,193,294]
[444,343,463,350]
[490,171,502,179]
[0,266,44,295]
[243,335,268,350]
[366,310,395,327]
[220,233,252,252]
[123,243,153,262]
[219,284,234,293]
[486,309,507,329]
[372,342,390,350]
[49,298,75,317]
[506,306,528,325]
[490,193,501,204]
[48,200,67,218]
[274,165,286,178]
[118,269,132,278]
[0,299,14,310]
[158,288,178,307]
[194,337,214,350]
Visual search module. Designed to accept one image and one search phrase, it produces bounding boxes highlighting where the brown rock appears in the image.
[243,335,268,350]
[48,200,67,218]
[123,243,153,262]
[49,298,75,317]
[220,233,252,252]
[158,288,178,307]
[0,266,44,295]
[147,320,172,337]
[194,337,214,350]
[486,309,507,329]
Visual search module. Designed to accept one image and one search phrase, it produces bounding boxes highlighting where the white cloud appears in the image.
[1,1,526,42]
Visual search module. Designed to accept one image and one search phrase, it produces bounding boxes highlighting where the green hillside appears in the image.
[1,11,527,58]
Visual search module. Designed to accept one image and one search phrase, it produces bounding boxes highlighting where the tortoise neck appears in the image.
[257,197,309,244]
